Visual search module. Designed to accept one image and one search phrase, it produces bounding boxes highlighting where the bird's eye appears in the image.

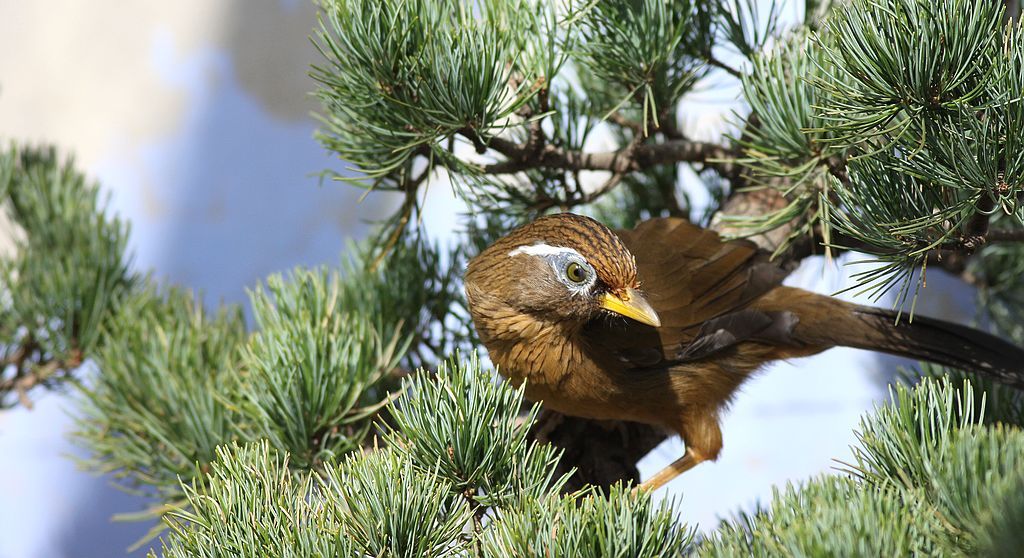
[565,261,588,283]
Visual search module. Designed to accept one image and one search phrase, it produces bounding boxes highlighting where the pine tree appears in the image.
[2,0,1024,555]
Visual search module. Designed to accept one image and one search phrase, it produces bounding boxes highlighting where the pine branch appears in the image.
[825,153,851,188]
[0,346,82,409]
[705,53,743,79]
[528,410,668,490]
[0,144,134,409]
[986,229,1024,243]
[962,193,997,252]
[476,133,737,178]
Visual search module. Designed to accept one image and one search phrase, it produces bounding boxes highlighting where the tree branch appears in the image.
[706,54,743,79]
[528,409,669,491]
[985,228,1024,243]
[480,137,737,178]
[1,345,83,410]
[825,154,851,189]
[956,226,1024,255]
[961,191,996,252]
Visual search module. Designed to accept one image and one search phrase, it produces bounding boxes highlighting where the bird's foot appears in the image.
[634,449,706,493]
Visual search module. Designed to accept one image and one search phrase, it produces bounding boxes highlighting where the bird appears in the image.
[463,212,1024,491]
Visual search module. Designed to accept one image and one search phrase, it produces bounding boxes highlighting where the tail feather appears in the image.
[748,286,1024,388]
[836,305,1024,389]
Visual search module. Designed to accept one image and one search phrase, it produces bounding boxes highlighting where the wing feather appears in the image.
[586,218,791,370]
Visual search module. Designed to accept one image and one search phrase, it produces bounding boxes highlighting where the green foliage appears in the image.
[702,477,944,557]
[449,86,605,217]
[155,440,480,558]
[150,356,697,558]
[978,473,1024,558]
[311,0,550,184]
[308,0,762,239]
[848,376,985,493]
[74,284,247,502]
[240,267,406,469]
[825,154,955,306]
[820,0,1001,143]
[819,4,1022,299]
[0,144,134,407]
[912,364,1024,429]
[848,376,1024,555]
[971,241,1024,342]
[957,22,1024,337]
[572,0,712,133]
[727,30,844,255]
[714,0,780,59]
[307,0,1024,313]
[738,31,838,181]
[323,448,472,557]
[350,236,472,369]
[386,353,565,508]
[150,364,1024,558]
[482,484,693,558]
[727,1,1024,307]
[74,231,467,495]
[154,441,353,558]
[699,376,1024,557]
[925,426,1024,555]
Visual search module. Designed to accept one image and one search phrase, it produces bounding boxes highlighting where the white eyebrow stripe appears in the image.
[508,243,583,259]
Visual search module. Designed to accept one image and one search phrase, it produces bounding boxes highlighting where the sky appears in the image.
[0,2,976,556]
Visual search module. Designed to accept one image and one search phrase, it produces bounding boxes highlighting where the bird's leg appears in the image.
[636,448,708,492]
[636,410,722,493]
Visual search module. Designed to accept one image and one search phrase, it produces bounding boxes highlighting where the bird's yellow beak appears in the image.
[599,288,661,328]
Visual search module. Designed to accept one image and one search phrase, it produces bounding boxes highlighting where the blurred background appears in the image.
[0,1,972,556]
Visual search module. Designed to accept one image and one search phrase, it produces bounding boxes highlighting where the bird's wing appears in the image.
[587,218,792,369]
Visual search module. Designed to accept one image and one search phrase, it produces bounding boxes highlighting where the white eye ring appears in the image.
[507,243,596,291]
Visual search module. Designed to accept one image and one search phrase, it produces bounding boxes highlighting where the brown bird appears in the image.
[464,213,1024,491]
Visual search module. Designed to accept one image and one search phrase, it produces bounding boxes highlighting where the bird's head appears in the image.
[465,213,660,328]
